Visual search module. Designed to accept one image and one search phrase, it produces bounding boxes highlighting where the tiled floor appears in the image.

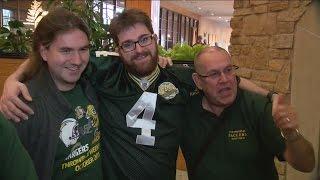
[176,169,188,180]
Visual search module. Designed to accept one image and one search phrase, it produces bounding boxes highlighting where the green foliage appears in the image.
[158,43,207,61]
[46,0,113,52]
[0,20,33,55]
[158,45,172,57]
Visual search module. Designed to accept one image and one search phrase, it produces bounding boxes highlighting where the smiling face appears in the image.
[193,49,237,109]
[117,23,158,77]
[40,29,90,91]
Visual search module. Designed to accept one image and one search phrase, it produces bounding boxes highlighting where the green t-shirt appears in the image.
[52,84,103,180]
[85,56,195,180]
[0,114,38,180]
[181,89,286,180]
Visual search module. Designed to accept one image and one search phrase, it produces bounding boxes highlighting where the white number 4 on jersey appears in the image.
[126,92,157,146]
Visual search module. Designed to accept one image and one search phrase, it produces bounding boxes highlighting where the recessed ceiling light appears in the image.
[198,7,202,10]
[219,17,222,19]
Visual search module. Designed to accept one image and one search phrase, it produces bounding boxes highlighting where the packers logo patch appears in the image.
[158,82,179,100]
[228,129,247,141]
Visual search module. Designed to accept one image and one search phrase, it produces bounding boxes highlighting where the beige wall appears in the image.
[199,17,232,49]
[290,0,320,179]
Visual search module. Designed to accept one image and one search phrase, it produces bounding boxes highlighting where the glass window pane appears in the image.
[181,16,185,43]
[116,0,125,8]
[2,9,13,28]
[158,8,199,48]
[100,0,124,25]
[185,17,189,44]
[160,8,167,48]
[173,13,178,45]
[167,11,173,48]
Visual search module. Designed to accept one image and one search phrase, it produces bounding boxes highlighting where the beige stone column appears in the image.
[230,0,315,179]
[290,0,320,179]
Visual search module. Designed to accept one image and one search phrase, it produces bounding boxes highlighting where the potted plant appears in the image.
[46,0,113,53]
[0,20,33,58]
[158,43,207,65]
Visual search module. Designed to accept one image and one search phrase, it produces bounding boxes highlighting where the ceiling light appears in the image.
[211,13,214,16]
[198,7,202,10]
[219,17,222,19]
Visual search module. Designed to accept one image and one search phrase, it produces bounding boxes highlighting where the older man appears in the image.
[181,46,315,180]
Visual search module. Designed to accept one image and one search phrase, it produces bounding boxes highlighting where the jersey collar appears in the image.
[128,66,160,91]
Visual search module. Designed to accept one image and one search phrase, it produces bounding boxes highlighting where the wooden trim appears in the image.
[0,58,25,95]
[125,0,151,17]
[176,148,187,171]
[160,1,200,20]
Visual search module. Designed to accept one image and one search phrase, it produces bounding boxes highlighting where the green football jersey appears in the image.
[86,56,194,180]
[181,89,286,180]
[52,84,103,180]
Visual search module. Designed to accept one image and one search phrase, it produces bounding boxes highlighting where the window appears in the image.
[2,9,12,28]
[159,8,167,48]
[100,0,125,25]
[159,7,198,49]
[1,0,36,28]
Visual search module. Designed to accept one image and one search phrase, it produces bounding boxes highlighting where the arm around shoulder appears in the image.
[238,77,269,96]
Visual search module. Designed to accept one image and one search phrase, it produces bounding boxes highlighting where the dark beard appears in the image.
[125,49,159,77]
[130,51,152,62]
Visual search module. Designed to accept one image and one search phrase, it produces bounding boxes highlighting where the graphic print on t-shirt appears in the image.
[57,104,101,173]
[59,118,80,148]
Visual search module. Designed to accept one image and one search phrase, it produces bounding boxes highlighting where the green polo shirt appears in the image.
[181,89,286,180]
[85,56,194,180]
[0,114,38,180]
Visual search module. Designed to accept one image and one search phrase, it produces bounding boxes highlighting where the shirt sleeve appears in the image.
[84,55,121,88]
[0,115,38,180]
[168,66,194,86]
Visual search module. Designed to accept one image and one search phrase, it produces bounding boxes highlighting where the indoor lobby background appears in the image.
[0,1,319,180]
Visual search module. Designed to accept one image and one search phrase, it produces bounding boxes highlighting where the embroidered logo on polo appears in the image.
[228,129,248,141]
[59,105,101,172]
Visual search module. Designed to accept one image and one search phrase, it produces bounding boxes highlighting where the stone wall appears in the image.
[229,0,313,179]
[229,0,312,94]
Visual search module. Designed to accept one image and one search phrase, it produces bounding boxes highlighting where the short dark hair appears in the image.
[109,9,154,46]
[26,8,90,79]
